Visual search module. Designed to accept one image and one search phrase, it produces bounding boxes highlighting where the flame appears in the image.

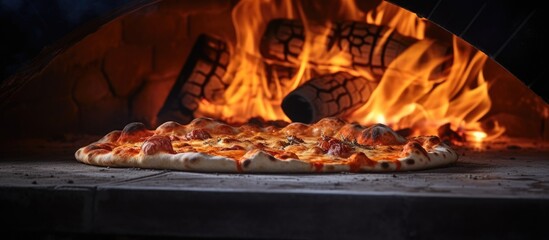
[196,0,295,122]
[366,1,425,39]
[350,37,505,140]
[194,0,504,142]
[468,131,487,142]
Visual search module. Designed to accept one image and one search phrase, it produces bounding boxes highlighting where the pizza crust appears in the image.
[75,118,459,173]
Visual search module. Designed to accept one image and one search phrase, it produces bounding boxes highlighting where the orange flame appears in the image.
[366,1,425,39]
[195,0,504,141]
[350,36,505,140]
[196,0,295,122]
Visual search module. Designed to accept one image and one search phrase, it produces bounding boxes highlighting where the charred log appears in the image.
[328,21,418,77]
[158,34,230,123]
[260,19,427,79]
[260,19,305,63]
[281,71,377,123]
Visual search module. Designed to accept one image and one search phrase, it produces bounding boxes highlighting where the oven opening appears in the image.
[0,0,546,145]
[0,0,547,239]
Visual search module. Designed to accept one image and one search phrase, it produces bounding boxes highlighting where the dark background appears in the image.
[0,0,131,81]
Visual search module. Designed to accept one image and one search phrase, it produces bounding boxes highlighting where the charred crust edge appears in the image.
[122,122,148,134]
[242,159,252,168]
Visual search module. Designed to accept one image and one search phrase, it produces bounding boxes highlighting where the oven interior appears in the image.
[0,0,548,239]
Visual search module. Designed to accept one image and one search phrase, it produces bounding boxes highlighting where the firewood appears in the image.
[281,71,377,123]
[260,19,305,63]
[158,34,230,123]
[260,19,428,79]
[329,21,418,77]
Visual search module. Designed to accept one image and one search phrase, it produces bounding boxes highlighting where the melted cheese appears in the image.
[75,117,459,173]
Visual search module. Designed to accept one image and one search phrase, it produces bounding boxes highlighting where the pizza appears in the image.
[75,117,459,173]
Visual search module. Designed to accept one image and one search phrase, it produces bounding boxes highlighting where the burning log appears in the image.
[260,19,422,79]
[158,34,230,123]
[328,21,418,77]
[281,71,377,123]
[260,19,305,63]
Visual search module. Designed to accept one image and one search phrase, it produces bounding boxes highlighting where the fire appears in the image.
[350,36,505,140]
[195,0,504,142]
[468,131,487,142]
[366,1,426,39]
[196,0,295,122]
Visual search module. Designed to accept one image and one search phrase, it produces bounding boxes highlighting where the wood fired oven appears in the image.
[1,0,548,239]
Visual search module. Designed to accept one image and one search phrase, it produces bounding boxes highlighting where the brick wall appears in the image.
[1,0,236,138]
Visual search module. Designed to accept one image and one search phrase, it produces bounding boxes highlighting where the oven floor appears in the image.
[1,141,548,239]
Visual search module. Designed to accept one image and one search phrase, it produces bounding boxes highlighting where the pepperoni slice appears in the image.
[317,136,352,157]
[141,135,175,155]
[185,129,212,140]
